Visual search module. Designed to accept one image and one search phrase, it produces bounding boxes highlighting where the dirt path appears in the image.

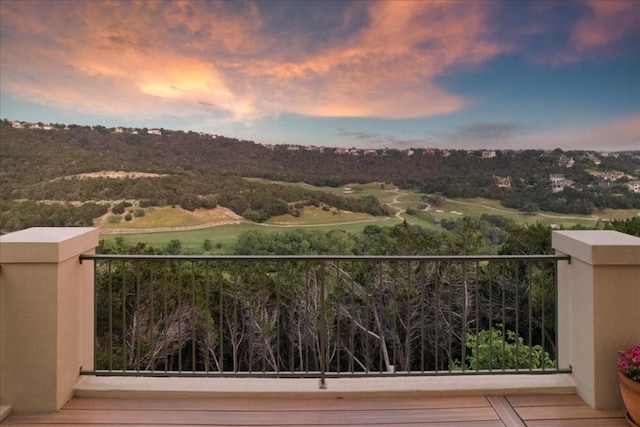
[99,220,245,234]
[385,190,409,219]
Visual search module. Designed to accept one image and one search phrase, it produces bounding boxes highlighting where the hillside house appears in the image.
[603,170,625,181]
[626,180,640,193]
[494,175,511,188]
[550,173,572,193]
[147,129,162,135]
[482,150,496,159]
[558,155,574,167]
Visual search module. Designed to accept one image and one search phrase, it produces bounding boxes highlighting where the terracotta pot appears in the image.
[619,370,640,426]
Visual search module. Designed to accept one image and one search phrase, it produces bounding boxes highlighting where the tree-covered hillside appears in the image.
[1,119,639,233]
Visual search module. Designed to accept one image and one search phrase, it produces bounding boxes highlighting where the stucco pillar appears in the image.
[553,230,640,409]
[0,227,99,413]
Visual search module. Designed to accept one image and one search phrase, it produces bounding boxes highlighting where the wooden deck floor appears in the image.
[1,394,627,426]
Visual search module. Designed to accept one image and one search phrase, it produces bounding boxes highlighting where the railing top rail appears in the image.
[80,253,570,262]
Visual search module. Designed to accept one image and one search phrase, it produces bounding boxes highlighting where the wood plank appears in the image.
[63,396,491,411]
[1,422,506,427]
[516,405,626,421]
[1,407,501,425]
[486,396,526,427]
[525,418,628,427]
[506,394,585,407]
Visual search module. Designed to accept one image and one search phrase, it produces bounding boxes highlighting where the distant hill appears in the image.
[1,119,639,233]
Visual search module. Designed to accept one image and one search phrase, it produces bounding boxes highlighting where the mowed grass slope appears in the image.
[99,206,242,229]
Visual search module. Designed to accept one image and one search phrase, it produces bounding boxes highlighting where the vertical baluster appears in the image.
[488,261,493,372]
[434,260,439,372]
[474,260,480,373]
[289,262,295,374]
[554,258,560,371]
[419,261,425,373]
[204,262,209,374]
[108,260,113,372]
[92,258,98,373]
[541,260,546,372]
[461,260,467,373]
[514,261,520,372]
[335,261,341,375]
[135,264,141,372]
[218,261,224,374]
[447,262,452,373]
[378,260,383,374]
[319,261,327,389]
[349,261,355,374]
[528,264,533,371]
[178,260,182,373]
[234,262,240,374]
[149,266,154,373]
[391,261,398,373]
[122,260,127,371]
[275,262,281,375]
[163,261,169,372]
[191,261,196,373]
[501,261,506,372]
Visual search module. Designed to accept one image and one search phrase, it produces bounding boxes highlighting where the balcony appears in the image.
[1,227,639,425]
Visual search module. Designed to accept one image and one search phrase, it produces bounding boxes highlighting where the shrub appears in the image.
[453,325,554,370]
[112,204,125,215]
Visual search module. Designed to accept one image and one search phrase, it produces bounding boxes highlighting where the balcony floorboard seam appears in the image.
[486,395,526,427]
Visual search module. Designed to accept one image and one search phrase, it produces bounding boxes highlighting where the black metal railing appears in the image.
[79,254,571,386]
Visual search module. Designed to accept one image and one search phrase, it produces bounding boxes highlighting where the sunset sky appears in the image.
[1,0,639,150]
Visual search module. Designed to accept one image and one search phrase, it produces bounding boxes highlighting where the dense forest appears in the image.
[1,120,639,233]
[93,217,639,375]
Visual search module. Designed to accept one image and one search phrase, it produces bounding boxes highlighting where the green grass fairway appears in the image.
[100,217,399,252]
[428,198,639,228]
[266,206,378,226]
[101,180,639,251]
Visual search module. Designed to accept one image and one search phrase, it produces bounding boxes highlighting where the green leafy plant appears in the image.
[454,325,555,370]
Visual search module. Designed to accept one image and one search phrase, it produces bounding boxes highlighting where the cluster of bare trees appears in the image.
[94,257,557,375]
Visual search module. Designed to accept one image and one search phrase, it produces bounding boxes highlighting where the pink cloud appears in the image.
[242,1,507,118]
[572,0,639,52]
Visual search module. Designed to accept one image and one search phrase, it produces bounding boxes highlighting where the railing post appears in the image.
[553,230,640,410]
[318,261,327,389]
[0,227,99,412]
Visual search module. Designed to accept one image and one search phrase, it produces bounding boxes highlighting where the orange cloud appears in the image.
[240,1,506,118]
[0,0,506,122]
[572,0,639,52]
